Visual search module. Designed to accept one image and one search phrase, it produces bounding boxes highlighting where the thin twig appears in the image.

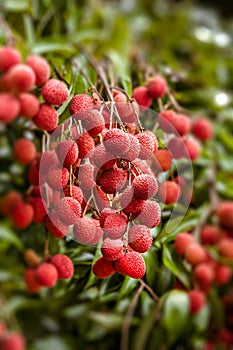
[43,231,50,261]
[139,279,159,302]
[120,283,144,350]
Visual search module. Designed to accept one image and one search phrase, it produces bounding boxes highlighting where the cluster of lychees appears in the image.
[174,200,233,346]
[0,321,25,350]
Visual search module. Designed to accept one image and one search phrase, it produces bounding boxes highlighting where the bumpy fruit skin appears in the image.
[168,136,186,159]
[24,268,41,293]
[103,213,127,239]
[99,208,116,227]
[0,46,21,71]
[122,134,140,162]
[42,78,69,105]
[154,149,172,172]
[101,238,124,261]
[172,113,191,136]
[183,137,200,161]
[89,219,104,245]
[132,86,152,108]
[147,75,167,98]
[56,140,79,168]
[77,132,95,160]
[216,202,233,229]
[120,187,145,214]
[36,263,58,287]
[0,191,22,216]
[158,180,180,204]
[82,109,105,137]
[19,93,40,118]
[136,200,161,228]
[194,263,215,292]
[11,201,34,229]
[39,150,58,174]
[77,163,96,192]
[98,167,128,194]
[104,128,130,157]
[136,132,158,160]
[174,232,194,256]
[200,225,222,245]
[28,197,47,223]
[93,257,116,278]
[185,242,207,265]
[13,138,36,164]
[63,185,83,204]
[128,225,152,253]
[132,174,158,200]
[33,103,58,131]
[215,264,232,285]
[56,197,82,225]
[192,118,213,142]
[69,94,94,120]
[73,217,97,244]
[7,63,35,92]
[1,332,26,350]
[188,290,206,314]
[0,92,20,123]
[45,211,69,238]
[26,55,50,85]
[90,144,115,170]
[217,238,233,259]
[114,91,139,123]
[51,254,74,279]
[114,251,146,279]
[46,166,69,190]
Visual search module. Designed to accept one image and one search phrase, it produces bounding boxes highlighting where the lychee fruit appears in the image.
[73,217,97,244]
[188,290,206,314]
[132,86,152,108]
[135,200,161,228]
[135,132,157,160]
[122,133,140,162]
[216,202,233,229]
[99,207,117,227]
[82,109,105,137]
[185,242,207,265]
[63,185,83,204]
[168,136,186,159]
[217,238,233,259]
[45,211,69,238]
[174,232,194,256]
[132,174,158,200]
[26,54,50,85]
[183,137,201,161]
[51,254,74,279]
[172,113,191,136]
[76,132,95,160]
[90,143,115,170]
[103,213,127,239]
[200,225,223,245]
[1,332,26,350]
[36,263,58,287]
[147,75,167,98]
[0,191,22,217]
[18,92,40,118]
[28,197,47,223]
[77,163,96,191]
[13,138,36,164]
[0,46,21,72]
[10,201,34,229]
[120,187,145,214]
[215,264,232,285]
[158,180,180,204]
[98,167,128,194]
[24,268,41,293]
[92,257,116,279]
[128,225,152,253]
[70,94,94,120]
[194,263,215,292]
[103,128,130,157]
[56,197,82,225]
[42,78,69,105]
[33,103,58,131]
[39,150,58,174]
[46,165,69,190]
[114,251,146,279]
[154,149,173,172]
[101,238,124,261]
[7,63,35,92]
[56,140,79,168]
[192,118,213,142]
[0,92,20,123]
[158,110,176,133]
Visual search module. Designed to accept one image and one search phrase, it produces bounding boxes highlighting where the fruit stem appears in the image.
[43,231,50,261]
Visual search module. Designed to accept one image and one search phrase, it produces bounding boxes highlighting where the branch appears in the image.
[139,279,159,302]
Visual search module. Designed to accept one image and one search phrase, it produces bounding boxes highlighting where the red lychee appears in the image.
[13,138,36,164]
[98,167,128,194]
[46,165,69,190]
[0,191,22,217]
[188,290,206,314]
[70,94,94,120]
[135,200,161,228]
[174,232,194,256]
[172,113,191,136]
[24,268,42,293]
[56,197,82,225]
[103,128,130,157]
[215,264,232,285]
[168,136,186,159]
[0,46,21,72]
[45,211,69,239]
[39,150,58,174]
[183,137,201,161]
[158,180,180,204]
[1,332,26,350]
[28,197,47,223]
[10,201,34,229]
[7,63,35,92]
[192,118,213,142]
[36,263,58,287]
[147,75,167,98]
[33,103,58,131]
[216,202,233,229]
[90,143,115,170]
[128,225,152,253]
[158,110,176,133]
[132,86,152,108]
[56,140,79,168]
[63,185,83,204]
[76,132,95,160]
[153,149,172,172]
[26,54,50,85]
[114,92,139,123]
[19,93,40,118]
[73,217,97,244]
[82,109,105,137]
[101,238,124,261]
[132,174,158,200]
[51,254,74,279]
[89,219,104,245]
[194,263,215,292]
[122,133,140,162]
[42,78,69,105]
[200,225,223,245]
[99,208,117,227]
[185,242,207,265]
[103,213,127,239]
[77,163,96,192]
[217,238,233,259]
[120,187,145,214]
[135,132,157,160]
[0,92,20,123]
[114,251,146,279]
[92,257,116,279]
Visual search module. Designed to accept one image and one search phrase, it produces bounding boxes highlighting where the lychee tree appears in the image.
[0,1,233,350]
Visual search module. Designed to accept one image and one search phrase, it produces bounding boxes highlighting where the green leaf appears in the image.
[0,224,24,250]
[30,336,71,350]
[162,244,191,289]
[32,39,75,54]
[3,0,29,12]
[162,290,190,345]
[88,311,123,331]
